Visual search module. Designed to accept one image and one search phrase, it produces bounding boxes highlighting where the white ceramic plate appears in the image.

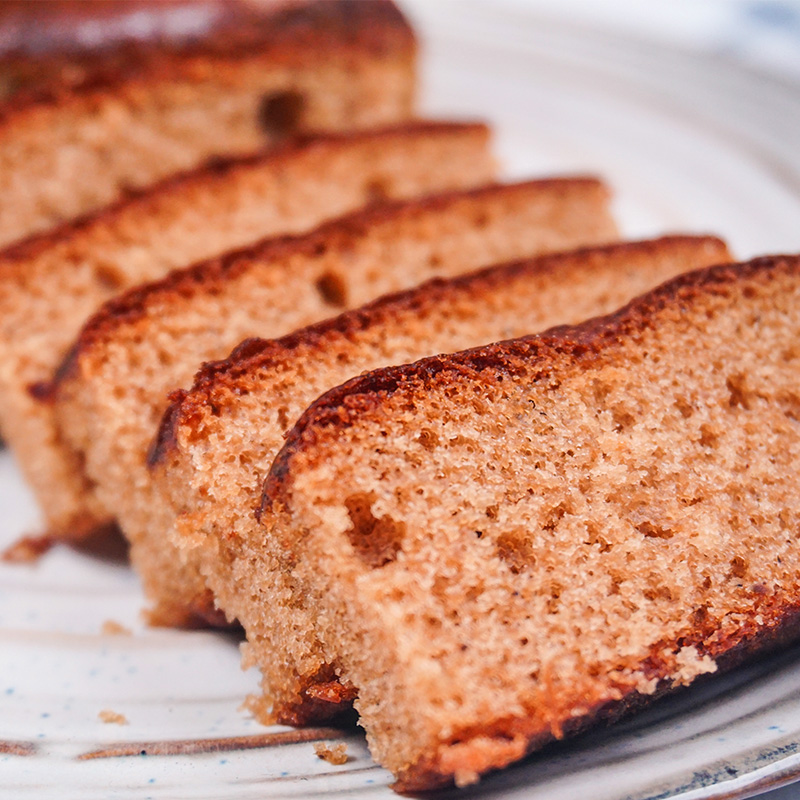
[3,3,800,798]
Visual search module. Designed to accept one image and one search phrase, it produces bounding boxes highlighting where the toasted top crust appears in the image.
[54,178,610,388]
[0,1,414,112]
[150,235,728,466]
[263,254,799,506]
[0,120,489,269]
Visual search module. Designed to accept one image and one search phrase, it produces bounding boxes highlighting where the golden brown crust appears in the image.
[0,1,415,117]
[148,235,725,467]
[262,254,797,510]
[53,178,608,391]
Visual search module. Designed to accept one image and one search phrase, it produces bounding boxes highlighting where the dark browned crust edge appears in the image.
[0,1,415,124]
[144,586,237,631]
[147,234,726,468]
[0,120,488,268]
[394,597,800,792]
[53,177,608,394]
[261,253,798,515]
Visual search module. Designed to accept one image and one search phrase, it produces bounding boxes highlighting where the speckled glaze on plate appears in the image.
[2,2,800,798]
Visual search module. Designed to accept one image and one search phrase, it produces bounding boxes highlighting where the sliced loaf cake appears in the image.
[0,0,416,246]
[248,254,800,790]
[151,236,730,638]
[52,178,618,625]
[0,121,494,544]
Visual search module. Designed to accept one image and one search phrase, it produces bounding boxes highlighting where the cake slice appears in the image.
[0,0,416,246]
[0,121,494,545]
[52,178,618,626]
[151,235,730,640]
[241,253,800,790]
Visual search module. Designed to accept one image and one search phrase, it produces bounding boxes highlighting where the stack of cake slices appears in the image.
[3,1,800,792]
[0,120,497,544]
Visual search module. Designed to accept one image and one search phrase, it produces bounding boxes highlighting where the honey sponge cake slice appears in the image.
[0,121,494,544]
[53,178,618,626]
[0,0,416,246]
[151,235,730,644]
[256,254,800,790]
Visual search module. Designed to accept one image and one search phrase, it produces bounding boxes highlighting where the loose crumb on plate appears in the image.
[98,709,128,725]
[1,534,56,562]
[101,619,132,636]
[314,742,348,765]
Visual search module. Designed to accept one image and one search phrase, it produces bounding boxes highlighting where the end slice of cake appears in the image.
[52,177,618,626]
[0,121,494,545]
[254,253,800,790]
[150,235,730,646]
[0,0,416,246]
